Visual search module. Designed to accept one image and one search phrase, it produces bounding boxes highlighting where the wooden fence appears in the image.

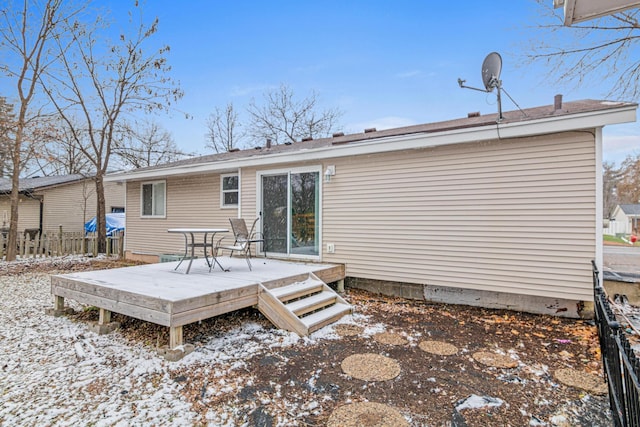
[0,229,124,259]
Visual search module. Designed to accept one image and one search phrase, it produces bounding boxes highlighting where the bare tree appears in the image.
[616,153,640,205]
[603,161,622,218]
[25,116,93,176]
[113,120,190,168]
[0,97,16,178]
[0,0,84,260]
[526,2,640,100]
[41,5,183,251]
[247,84,343,145]
[205,103,244,153]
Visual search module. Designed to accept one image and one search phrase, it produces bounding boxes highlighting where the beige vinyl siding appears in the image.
[240,168,257,220]
[125,173,236,255]
[321,131,596,301]
[0,197,40,230]
[34,180,125,233]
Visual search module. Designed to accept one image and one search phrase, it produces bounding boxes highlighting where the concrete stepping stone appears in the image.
[473,351,518,368]
[373,331,408,346]
[554,368,608,395]
[327,402,408,427]
[334,324,364,337]
[341,353,400,381]
[419,340,458,356]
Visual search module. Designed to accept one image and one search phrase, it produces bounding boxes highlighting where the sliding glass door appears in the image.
[261,169,320,257]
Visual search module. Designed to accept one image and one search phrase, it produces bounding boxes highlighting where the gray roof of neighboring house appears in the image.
[116,99,637,176]
[620,204,640,216]
[0,174,86,194]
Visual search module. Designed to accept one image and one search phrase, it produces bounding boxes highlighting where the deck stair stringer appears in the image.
[257,273,352,336]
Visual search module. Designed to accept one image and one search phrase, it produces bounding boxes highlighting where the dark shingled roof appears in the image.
[124,99,636,174]
[0,174,86,194]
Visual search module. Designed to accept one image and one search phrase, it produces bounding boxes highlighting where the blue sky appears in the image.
[30,1,640,164]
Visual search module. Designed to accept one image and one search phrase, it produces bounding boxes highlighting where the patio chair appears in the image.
[211,218,264,271]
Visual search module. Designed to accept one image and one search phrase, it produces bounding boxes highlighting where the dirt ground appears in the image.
[13,259,612,426]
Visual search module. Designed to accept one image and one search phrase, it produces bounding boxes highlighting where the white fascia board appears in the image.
[105,105,636,182]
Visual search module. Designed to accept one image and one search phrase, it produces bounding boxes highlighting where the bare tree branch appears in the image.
[525,1,640,100]
[113,120,191,168]
[246,84,343,145]
[40,3,183,251]
[205,102,244,153]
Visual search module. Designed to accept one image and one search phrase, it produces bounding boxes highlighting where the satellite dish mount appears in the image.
[458,52,504,120]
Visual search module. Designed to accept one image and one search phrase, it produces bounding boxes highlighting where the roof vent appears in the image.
[554,94,563,110]
[229,147,240,152]
[254,146,262,150]
[468,112,480,118]
[301,136,313,142]
[284,141,292,145]
[364,127,376,133]
[332,132,344,137]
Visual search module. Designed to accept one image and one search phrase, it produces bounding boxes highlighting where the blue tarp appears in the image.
[84,213,125,237]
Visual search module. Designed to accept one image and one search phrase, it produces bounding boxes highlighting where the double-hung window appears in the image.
[141,181,166,217]
[221,174,239,208]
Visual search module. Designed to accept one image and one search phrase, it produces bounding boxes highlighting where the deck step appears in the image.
[301,303,352,334]
[258,274,352,336]
[285,290,337,316]
[269,278,324,302]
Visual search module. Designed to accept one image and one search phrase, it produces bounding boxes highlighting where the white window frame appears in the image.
[140,180,166,218]
[221,173,239,209]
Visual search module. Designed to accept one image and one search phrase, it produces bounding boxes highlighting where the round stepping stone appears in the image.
[373,332,408,346]
[335,324,364,337]
[473,351,518,368]
[341,353,401,381]
[555,368,608,395]
[327,402,408,427]
[419,340,458,356]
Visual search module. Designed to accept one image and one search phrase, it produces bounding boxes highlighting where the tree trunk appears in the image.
[5,122,24,261]
[5,177,19,261]
[95,174,107,253]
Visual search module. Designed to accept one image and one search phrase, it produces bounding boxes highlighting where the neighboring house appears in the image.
[105,99,636,317]
[606,204,640,236]
[0,175,125,234]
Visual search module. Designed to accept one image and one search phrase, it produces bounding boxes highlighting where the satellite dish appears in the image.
[481,52,502,92]
[458,51,524,121]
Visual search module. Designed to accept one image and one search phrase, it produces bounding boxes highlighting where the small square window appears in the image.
[221,174,239,208]
[141,181,166,217]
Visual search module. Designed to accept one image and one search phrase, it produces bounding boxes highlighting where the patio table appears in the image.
[167,228,228,274]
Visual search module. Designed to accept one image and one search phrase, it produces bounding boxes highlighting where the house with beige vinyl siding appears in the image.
[0,175,125,234]
[105,99,637,317]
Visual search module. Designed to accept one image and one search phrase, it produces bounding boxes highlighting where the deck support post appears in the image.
[45,295,74,317]
[99,308,111,325]
[169,326,183,349]
[337,279,345,293]
[89,308,119,335]
[158,326,194,362]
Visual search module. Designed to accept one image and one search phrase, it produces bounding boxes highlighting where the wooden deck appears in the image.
[50,257,345,356]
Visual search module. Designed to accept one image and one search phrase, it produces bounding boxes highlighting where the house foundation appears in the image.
[345,277,594,319]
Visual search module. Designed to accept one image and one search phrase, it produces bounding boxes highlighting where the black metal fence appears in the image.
[592,260,640,427]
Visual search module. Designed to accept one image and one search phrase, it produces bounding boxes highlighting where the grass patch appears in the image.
[604,235,627,244]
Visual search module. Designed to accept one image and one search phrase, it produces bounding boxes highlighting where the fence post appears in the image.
[118,231,124,259]
[58,225,63,257]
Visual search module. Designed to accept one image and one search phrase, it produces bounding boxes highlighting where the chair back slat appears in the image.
[229,218,249,241]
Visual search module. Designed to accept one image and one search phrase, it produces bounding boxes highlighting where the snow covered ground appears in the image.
[0,257,376,426]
